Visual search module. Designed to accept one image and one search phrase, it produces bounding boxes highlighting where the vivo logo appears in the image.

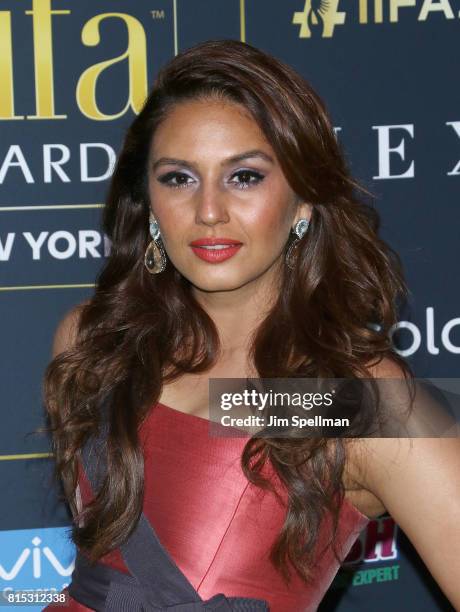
[0,531,75,582]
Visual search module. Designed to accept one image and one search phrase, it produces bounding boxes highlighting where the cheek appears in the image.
[244,198,293,245]
[148,187,189,239]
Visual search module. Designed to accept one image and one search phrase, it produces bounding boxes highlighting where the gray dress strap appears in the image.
[68,394,270,611]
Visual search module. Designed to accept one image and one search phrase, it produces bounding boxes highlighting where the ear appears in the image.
[292,201,313,229]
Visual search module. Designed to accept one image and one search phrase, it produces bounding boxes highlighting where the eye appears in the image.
[157,171,194,189]
[229,169,265,190]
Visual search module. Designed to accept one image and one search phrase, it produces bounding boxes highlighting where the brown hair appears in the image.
[43,39,413,583]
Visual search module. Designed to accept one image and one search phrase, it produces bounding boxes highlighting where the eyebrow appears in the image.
[151,149,275,172]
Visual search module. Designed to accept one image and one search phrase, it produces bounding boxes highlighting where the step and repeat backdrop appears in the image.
[0,1,458,610]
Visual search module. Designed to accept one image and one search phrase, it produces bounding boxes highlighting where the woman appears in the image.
[43,39,460,611]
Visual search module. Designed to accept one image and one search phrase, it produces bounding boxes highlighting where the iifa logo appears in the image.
[293,0,346,38]
[0,527,75,589]
[293,0,460,38]
[0,0,149,121]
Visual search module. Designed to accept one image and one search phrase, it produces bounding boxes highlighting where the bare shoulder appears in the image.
[52,299,90,358]
[366,354,409,379]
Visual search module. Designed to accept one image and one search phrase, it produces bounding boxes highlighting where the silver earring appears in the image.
[144,213,167,274]
[285,218,310,269]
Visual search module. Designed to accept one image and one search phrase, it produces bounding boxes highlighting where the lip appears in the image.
[189,237,243,263]
[190,237,242,246]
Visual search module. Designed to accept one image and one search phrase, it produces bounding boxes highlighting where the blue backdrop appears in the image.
[1,1,458,610]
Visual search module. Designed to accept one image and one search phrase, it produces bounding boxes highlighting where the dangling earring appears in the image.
[144,213,167,274]
[285,218,310,269]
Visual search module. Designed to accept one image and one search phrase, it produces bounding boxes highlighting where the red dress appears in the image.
[47,401,369,612]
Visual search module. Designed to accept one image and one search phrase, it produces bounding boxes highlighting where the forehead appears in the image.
[150,98,272,157]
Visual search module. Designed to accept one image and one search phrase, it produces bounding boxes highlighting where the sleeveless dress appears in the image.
[45,401,369,612]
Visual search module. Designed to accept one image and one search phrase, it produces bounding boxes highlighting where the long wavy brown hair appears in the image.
[43,39,414,584]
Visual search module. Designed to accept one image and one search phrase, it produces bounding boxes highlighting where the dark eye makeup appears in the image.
[230,169,265,189]
[157,171,192,189]
[156,169,265,190]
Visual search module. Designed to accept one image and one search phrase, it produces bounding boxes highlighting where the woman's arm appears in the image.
[351,359,460,609]
[50,300,90,527]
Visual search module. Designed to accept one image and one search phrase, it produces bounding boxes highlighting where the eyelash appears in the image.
[157,169,265,190]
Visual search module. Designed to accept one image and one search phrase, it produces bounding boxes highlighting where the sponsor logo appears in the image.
[0,527,75,600]
[331,515,401,589]
[391,307,460,356]
[345,515,398,564]
[293,0,460,39]
[1,121,458,188]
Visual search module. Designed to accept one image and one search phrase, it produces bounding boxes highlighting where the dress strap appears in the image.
[70,393,270,611]
[70,549,268,611]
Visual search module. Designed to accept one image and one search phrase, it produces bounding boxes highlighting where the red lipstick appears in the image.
[189,237,243,263]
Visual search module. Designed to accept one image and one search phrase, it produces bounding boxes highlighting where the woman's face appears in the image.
[147,97,311,294]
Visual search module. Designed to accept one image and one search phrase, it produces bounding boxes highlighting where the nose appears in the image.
[194,181,230,227]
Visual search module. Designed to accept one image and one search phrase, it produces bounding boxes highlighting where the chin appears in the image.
[185,270,253,293]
